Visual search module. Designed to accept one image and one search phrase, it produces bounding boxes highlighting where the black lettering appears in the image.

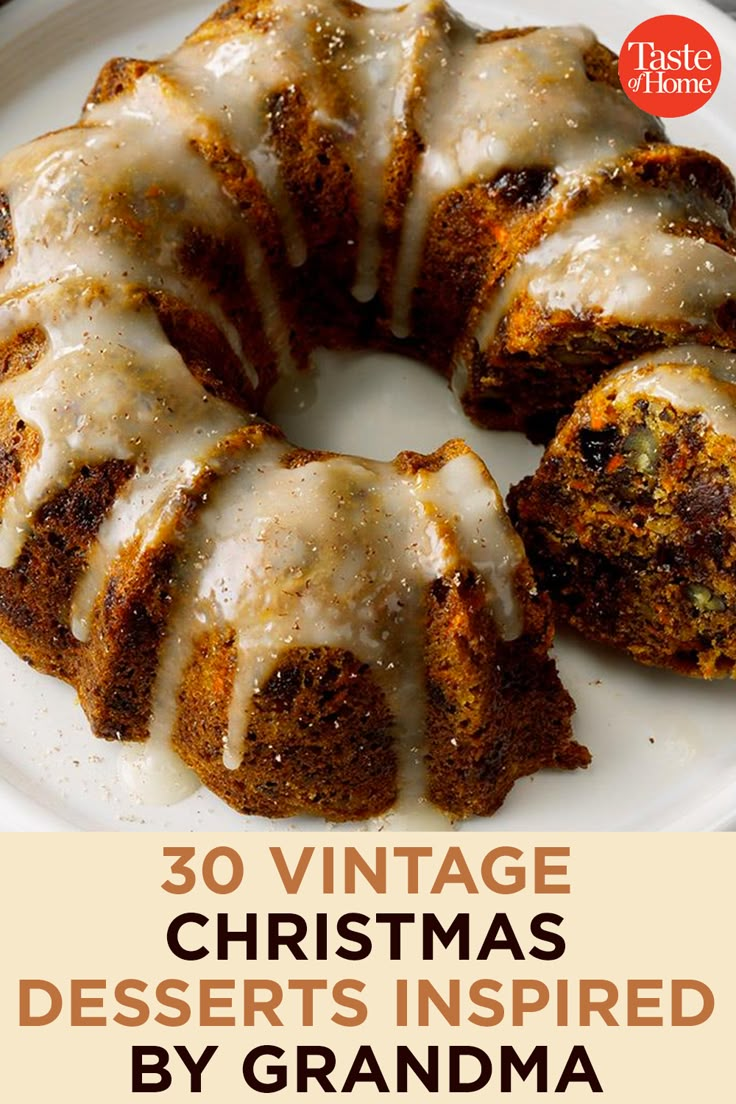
[132,1047,172,1093]
[243,1046,287,1093]
[268,914,308,960]
[341,1046,389,1092]
[449,1046,493,1092]
[529,914,566,961]
[315,913,328,960]
[375,914,415,960]
[335,913,372,960]
[174,1046,217,1092]
[166,913,208,961]
[422,914,470,960]
[296,1047,337,1092]
[477,914,525,960]
[555,1046,603,1093]
[397,1046,439,1092]
[500,1046,548,1091]
[216,912,257,960]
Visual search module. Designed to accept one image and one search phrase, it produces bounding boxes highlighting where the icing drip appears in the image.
[384,450,525,831]
[167,5,317,269]
[117,741,200,807]
[169,0,431,308]
[415,452,524,639]
[308,2,431,304]
[392,22,661,338]
[0,287,246,571]
[0,89,251,373]
[606,346,736,437]
[0,0,688,817]
[139,441,522,802]
[475,191,736,348]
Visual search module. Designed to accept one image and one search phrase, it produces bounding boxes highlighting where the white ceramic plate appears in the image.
[1,0,735,832]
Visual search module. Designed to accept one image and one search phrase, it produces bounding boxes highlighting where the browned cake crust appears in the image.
[462,141,736,441]
[67,433,582,821]
[173,641,397,821]
[79,4,736,441]
[424,566,583,819]
[18,0,733,820]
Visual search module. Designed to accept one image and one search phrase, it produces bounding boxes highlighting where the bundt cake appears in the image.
[510,345,736,680]
[2,0,735,821]
[0,0,600,823]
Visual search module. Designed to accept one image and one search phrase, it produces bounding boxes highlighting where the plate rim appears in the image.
[0,0,735,833]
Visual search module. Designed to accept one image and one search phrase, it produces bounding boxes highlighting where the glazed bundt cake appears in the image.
[2,0,735,821]
[510,346,736,680]
[0,0,600,822]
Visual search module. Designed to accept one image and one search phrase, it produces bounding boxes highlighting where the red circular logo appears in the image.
[619,15,721,118]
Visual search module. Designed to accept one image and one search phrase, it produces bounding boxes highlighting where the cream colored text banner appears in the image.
[0,832,732,1101]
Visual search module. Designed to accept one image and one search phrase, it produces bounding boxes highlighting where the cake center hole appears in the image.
[265,348,542,497]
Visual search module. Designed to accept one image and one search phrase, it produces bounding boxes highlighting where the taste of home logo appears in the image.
[619,14,721,117]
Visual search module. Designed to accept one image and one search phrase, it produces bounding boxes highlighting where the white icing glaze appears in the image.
[140,441,521,785]
[414,452,523,638]
[616,343,736,382]
[307,1,430,304]
[605,346,736,437]
[0,286,247,569]
[168,0,434,309]
[393,22,661,337]
[475,191,736,349]
[0,0,693,819]
[167,10,312,269]
[117,740,201,806]
[1,91,250,370]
